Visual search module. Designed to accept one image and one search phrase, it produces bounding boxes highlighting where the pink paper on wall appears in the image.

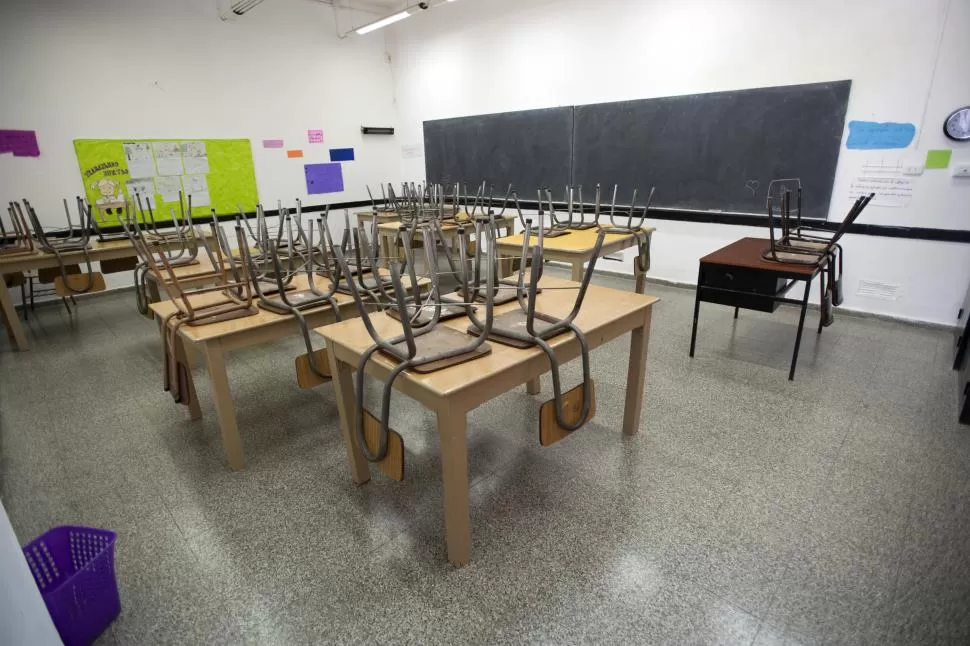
[0,130,40,157]
[262,139,284,148]
[308,129,324,144]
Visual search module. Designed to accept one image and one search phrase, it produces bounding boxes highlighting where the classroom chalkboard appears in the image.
[572,81,851,219]
[423,81,851,220]
[423,107,573,198]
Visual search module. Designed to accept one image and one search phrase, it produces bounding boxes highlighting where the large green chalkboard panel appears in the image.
[424,107,573,196]
[571,81,851,220]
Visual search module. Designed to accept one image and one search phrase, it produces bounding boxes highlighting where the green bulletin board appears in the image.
[73,138,259,226]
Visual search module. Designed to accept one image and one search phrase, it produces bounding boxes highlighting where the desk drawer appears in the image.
[700,265,786,313]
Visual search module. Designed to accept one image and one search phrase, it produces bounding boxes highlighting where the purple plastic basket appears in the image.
[23,526,120,646]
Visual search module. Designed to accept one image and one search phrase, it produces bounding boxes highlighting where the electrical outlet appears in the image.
[952,163,970,178]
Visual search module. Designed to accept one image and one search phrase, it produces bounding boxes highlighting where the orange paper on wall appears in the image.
[287,149,304,158]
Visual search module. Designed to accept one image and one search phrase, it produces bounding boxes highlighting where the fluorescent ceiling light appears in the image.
[355,9,411,35]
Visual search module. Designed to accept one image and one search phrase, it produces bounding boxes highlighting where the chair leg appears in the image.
[818,271,825,334]
[19,282,26,321]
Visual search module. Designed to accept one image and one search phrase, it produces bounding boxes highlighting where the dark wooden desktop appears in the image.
[689,237,826,380]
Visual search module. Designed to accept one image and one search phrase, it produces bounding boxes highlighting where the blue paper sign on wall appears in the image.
[846,121,916,149]
[305,163,344,194]
[329,148,355,162]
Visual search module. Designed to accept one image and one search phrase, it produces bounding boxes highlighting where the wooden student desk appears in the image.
[495,226,655,293]
[375,215,516,270]
[142,254,226,314]
[355,210,401,231]
[689,237,826,381]
[0,237,190,352]
[148,270,429,470]
[317,276,659,566]
[149,275,356,470]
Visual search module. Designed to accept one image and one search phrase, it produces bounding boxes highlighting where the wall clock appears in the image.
[944,106,970,141]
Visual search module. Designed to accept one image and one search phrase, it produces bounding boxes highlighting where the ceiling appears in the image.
[335,0,409,12]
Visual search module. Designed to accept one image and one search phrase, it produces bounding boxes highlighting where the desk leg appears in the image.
[174,333,202,421]
[789,280,812,381]
[623,308,652,436]
[499,254,513,280]
[689,266,703,357]
[571,261,584,283]
[0,278,29,351]
[526,377,541,394]
[202,339,245,470]
[380,232,394,269]
[817,271,826,335]
[438,407,471,566]
[328,345,370,485]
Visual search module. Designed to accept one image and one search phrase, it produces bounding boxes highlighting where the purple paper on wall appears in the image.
[0,130,40,157]
[262,139,284,148]
[305,163,344,194]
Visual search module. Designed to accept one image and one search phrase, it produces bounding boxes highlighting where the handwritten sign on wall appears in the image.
[846,121,916,150]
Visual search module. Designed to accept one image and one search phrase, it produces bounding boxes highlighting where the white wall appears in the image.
[0,0,401,228]
[0,0,403,297]
[388,0,970,325]
[0,501,61,646]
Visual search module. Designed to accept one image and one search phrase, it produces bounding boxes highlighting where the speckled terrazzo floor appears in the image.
[2,266,968,645]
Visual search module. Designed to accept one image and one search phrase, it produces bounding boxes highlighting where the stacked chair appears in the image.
[762,187,874,326]
[124,205,256,407]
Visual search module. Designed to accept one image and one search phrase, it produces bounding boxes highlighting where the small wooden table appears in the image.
[495,226,655,293]
[689,237,825,381]
[149,275,356,470]
[0,238,189,352]
[376,216,516,270]
[148,270,429,470]
[142,254,226,315]
[355,210,400,231]
[318,276,659,566]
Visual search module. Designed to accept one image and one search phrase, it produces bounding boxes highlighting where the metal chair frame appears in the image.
[467,210,607,432]
[21,197,102,296]
[238,209,343,382]
[1,202,35,256]
[332,219,497,462]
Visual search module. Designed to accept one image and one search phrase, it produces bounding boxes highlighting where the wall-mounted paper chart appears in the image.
[154,175,183,203]
[182,174,210,207]
[152,141,183,176]
[123,142,155,178]
[126,178,157,208]
[181,141,209,174]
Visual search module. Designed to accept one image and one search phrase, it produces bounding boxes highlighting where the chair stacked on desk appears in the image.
[763,187,874,325]
[124,206,256,407]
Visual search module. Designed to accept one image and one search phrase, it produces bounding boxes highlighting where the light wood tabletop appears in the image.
[142,253,226,311]
[375,215,516,271]
[317,275,659,566]
[0,236,200,352]
[496,226,655,293]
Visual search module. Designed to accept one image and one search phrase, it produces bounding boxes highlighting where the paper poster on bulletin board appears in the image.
[73,138,259,225]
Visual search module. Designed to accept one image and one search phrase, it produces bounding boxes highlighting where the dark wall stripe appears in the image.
[21,197,970,245]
